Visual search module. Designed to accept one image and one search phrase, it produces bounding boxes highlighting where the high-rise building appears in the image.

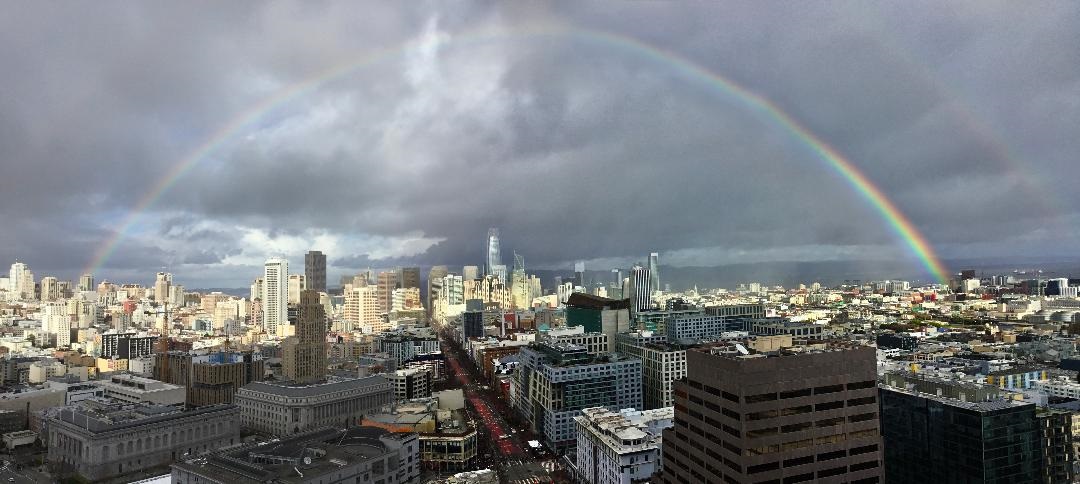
[8,262,34,300]
[263,258,288,337]
[377,271,398,314]
[426,265,449,313]
[574,261,586,288]
[398,267,421,290]
[879,385,1040,483]
[304,250,327,293]
[463,265,479,282]
[39,276,59,302]
[344,285,383,333]
[648,252,660,294]
[287,274,306,304]
[616,332,687,410]
[486,228,501,279]
[630,265,652,313]
[658,344,883,484]
[282,289,328,383]
[154,272,172,304]
[77,273,94,292]
[155,351,265,406]
[514,341,642,453]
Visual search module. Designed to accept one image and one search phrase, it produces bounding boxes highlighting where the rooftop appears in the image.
[171,426,413,484]
[239,375,389,398]
[564,293,630,311]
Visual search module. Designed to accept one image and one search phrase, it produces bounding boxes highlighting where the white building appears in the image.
[28,360,67,384]
[574,407,674,484]
[538,326,609,356]
[263,258,289,337]
[1034,377,1080,399]
[97,374,185,405]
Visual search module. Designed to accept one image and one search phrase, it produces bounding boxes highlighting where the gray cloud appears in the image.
[1,1,1078,288]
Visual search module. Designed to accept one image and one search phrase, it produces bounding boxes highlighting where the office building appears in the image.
[664,304,765,342]
[648,252,660,295]
[539,326,609,356]
[154,272,172,303]
[171,426,420,484]
[282,289,328,383]
[399,266,421,290]
[304,250,326,293]
[427,265,449,312]
[263,258,288,337]
[40,276,59,301]
[344,284,384,333]
[387,366,433,401]
[287,274,306,304]
[616,332,687,410]
[575,407,673,484]
[463,265,479,283]
[1038,408,1073,484]
[374,332,441,364]
[235,376,393,436]
[77,274,94,292]
[100,331,155,359]
[97,374,186,405]
[513,342,642,452]
[564,293,632,354]
[47,401,239,482]
[879,386,1040,483]
[155,351,265,406]
[377,271,398,314]
[486,228,501,280]
[630,265,651,313]
[658,343,882,484]
[463,309,484,339]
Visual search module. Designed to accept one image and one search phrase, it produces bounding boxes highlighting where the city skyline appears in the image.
[2,3,1078,287]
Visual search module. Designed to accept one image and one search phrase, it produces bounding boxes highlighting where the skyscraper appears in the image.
[282,289,328,383]
[463,265,479,282]
[630,265,652,313]
[77,273,94,292]
[287,274,306,304]
[574,261,585,288]
[426,265,448,313]
[648,252,660,294]
[398,267,420,290]
[304,250,326,293]
[486,227,501,277]
[376,271,398,314]
[8,262,33,300]
[263,258,288,337]
[154,272,172,303]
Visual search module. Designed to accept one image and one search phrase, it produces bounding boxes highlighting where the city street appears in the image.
[441,335,525,458]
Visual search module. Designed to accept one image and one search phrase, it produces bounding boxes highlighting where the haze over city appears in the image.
[2,2,1078,288]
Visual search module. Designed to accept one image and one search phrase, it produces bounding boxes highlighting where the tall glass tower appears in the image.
[648,252,660,294]
[486,228,501,277]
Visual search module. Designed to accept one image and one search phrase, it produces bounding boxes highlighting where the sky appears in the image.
[1,1,1078,288]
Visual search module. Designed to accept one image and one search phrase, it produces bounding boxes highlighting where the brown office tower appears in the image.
[658,343,882,484]
[282,290,328,383]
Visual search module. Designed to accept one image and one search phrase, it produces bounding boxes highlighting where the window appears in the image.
[815,400,844,411]
[783,455,813,467]
[722,391,739,403]
[849,429,879,440]
[816,417,845,428]
[818,466,848,478]
[722,407,741,420]
[847,396,876,407]
[818,449,846,461]
[814,434,846,445]
[748,410,778,421]
[782,472,815,483]
[849,444,878,456]
[814,384,844,395]
[747,427,779,438]
[848,412,876,423]
[846,380,876,390]
[746,392,777,403]
[850,460,879,472]
[747,462,780,474]
[779,405,812,416]
[779,388,811,399]
[781,422,812,433]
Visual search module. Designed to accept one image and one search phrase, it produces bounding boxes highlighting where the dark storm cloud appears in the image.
[1,1,1078,287]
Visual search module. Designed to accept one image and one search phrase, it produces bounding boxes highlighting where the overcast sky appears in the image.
[1,1,1078,288]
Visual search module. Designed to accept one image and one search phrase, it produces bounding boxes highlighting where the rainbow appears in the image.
[84,25,950,284]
